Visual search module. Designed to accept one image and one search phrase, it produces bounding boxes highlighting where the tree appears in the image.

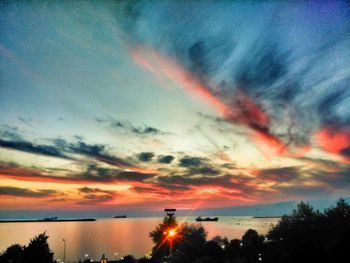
[120,255,136,263]
[175,223,207,262]
[0,244,24,263]
[241,229,264,263]
[267,202,325,263]
[23,232,54,263]
[323,198,350,262]
[149,216,207,263]
[202,236,225,263]
[225,239,242,263]
[149,215,178,261]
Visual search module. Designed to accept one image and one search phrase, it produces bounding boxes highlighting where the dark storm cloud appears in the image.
[121,1,350,151]
[157,155,175,164]
[137,152,154,162]
[95,117,165,136]
[0,186,57,198]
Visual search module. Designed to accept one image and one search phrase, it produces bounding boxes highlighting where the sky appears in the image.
[0,1,350,214]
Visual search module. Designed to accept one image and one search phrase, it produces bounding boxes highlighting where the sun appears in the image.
[168,229,176,237]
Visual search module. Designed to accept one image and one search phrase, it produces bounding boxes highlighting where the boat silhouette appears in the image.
[113,215,127,218]
[195,216,219,222]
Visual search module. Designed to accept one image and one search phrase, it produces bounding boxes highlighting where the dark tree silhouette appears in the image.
[0,244,24,263]
[202,236,225,263]
[241,229,264,263]
[323,198,350,262]
[23,232,54,263]
[120,254,136,263]
[266,201,347,263]
[225,239,242,263]
[149,215,178,260]
[0,232,53,263]
[150,215,207,263]
[175,222,207,262]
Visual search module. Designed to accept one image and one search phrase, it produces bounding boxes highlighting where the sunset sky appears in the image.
[1,1,350,213]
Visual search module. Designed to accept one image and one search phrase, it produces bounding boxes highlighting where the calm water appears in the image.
[0,217,279,262]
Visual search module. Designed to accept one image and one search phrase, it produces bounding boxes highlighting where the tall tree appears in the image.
[23,232,54,263]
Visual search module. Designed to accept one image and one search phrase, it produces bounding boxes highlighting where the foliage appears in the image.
[149,215,207,263]
[0,232,53,263]
[146,199,350,263]
[266,199,350,263]
[0,244,24,263]
[120,254,136,263]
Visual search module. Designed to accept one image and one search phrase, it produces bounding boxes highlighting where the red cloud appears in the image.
[131,46,307,157]
[315,127,350,163]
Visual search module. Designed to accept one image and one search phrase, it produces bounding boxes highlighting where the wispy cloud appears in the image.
[95,116,168,136]
[0,186,57,198]
[0,131,156,174]
[125,1,350,158]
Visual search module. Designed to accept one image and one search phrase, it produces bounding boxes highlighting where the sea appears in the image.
[0,216,279,262]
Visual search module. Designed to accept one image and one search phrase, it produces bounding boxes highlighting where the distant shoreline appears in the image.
[0,218,96,223]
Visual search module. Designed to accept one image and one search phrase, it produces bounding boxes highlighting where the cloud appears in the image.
[314,127,350,163]
[158,155,175,164]
[0,186,57,198]
[77,193,114,205]
[0,134,155,174]
[312,166,350,189]
[77,186,116,205]
[95,117,165,136]
[273,185,332,199]
[177,155,220,176]
[123,1,350,157]
[61,139,156,173]
[137,152,154,162]
[0,138,68,159]
[341,146,350,158]
[79,186,112,194]
[179,156,206,167]
[73,164,155,183]
[256,166,301,182]
[188,166,220,176]
[157,174,238,189]
[0,125,24,141]
[0,162,155,184]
